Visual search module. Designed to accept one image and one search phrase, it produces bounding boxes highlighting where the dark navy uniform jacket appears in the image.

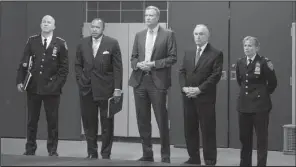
[236,54,277,113]
[16,34,69,95]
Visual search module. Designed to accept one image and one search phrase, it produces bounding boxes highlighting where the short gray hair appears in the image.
[243,36,260,47]
[194,24,210,36]
[145,6,160,16]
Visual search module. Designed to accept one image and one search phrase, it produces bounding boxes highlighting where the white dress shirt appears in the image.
[246,54,257,65]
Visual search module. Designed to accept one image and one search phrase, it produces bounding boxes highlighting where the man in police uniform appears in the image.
[16,15,69,156]
[235,36,277,166]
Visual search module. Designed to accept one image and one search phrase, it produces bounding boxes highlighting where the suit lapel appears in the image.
[194,43,210,71]
[140,30,147,62]
[87,37,95,61]
[95,35,106,59]
[151,27,163,60]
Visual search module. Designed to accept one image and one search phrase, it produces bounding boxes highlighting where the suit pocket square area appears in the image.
[103,51,110,54]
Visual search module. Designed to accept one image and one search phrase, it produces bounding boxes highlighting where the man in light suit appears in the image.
[179,24,223,165]
[128,6,177,163]
[75,18,123,159]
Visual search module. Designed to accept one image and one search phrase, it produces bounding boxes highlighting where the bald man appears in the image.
[179,24,223,165]
[16,15,69,156]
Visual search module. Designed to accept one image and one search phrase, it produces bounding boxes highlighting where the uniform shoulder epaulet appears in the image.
[26,34,38,44]
[29,34,38,38]
[57,37,68,50]
[263,57,274,70]
[56,36,65,41]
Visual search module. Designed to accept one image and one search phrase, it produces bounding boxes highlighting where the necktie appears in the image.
[43,38,47,50]
[195,47,202,66]
[248,59,252,66]
[145,30,154,61]
[93,39,99,57]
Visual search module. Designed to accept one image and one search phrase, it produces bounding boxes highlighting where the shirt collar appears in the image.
[197,42,208,53]
[41,35,53,43]
[148,24,160,33]
[92,35,103,43]
[247,53,257,61]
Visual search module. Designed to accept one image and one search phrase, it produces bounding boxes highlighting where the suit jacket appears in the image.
[236,54,277,113]
[128,26,177,89]
[75,35,123,100]
[179,43,223,103]
[16,34,69,95]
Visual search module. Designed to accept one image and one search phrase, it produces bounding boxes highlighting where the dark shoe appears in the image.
[23,151,35,156]
[137,156,154,162]
[102,155,110,159]
[184,158,201,165]
[86,154,98,159]
[49,152,59,156]
[205,160,216,166]
[161,157,170,163]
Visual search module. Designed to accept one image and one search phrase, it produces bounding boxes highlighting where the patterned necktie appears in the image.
[43,38,47,50]
[195,47,202,66]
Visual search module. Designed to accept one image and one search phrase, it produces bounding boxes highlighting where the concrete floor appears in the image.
[1,138,295,166]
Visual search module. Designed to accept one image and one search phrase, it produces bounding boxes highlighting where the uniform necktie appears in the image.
[43,38,47,50]
[248,59,252,66]
[195,47,202,66]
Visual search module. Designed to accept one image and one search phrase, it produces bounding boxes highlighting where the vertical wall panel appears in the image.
[0,2,27,138]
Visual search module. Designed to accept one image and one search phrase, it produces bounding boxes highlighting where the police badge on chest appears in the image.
[52,47,57,57]
[254,62,261,75]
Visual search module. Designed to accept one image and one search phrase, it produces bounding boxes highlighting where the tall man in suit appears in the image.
[179,24,223,165]
[16,15,69,156]
[236,36,277,166]
[75,18,123,159]
[128,6,177,163]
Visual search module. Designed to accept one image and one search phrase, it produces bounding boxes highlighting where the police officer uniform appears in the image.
[16,34,69,156]
[235,54,277,166]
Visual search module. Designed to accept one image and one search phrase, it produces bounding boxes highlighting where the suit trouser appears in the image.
[183,96,217,164]
[25,92,60,153]
[80,92,114,157]
[133,74,170,158]
[239,111,269,166]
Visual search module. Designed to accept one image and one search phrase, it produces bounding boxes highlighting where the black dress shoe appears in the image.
[205,160,216,166]
[49,152,59,156]
[161,157,170,163]
[102,155,110,159]
[184,158,201,165]
[23,151,35,156]
[86,154,98,159]
[137,156,154,162]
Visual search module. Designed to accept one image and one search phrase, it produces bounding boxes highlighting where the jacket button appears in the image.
[40,71,42,74]
[246,74,248,76]
[245,86,248,88]
[245,92,248,95]
[246,80,248,82]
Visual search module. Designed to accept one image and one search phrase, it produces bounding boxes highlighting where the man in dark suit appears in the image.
[75,18,122,159]
[179,24,223,165]
[236,36,277,166]
[128,6,177,163]
[16,15,69,156]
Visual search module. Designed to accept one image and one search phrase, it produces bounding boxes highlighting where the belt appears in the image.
[143,71,152,75]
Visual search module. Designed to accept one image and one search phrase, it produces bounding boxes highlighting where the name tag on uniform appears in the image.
[254,62,261,75]
[52,47,57,57]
